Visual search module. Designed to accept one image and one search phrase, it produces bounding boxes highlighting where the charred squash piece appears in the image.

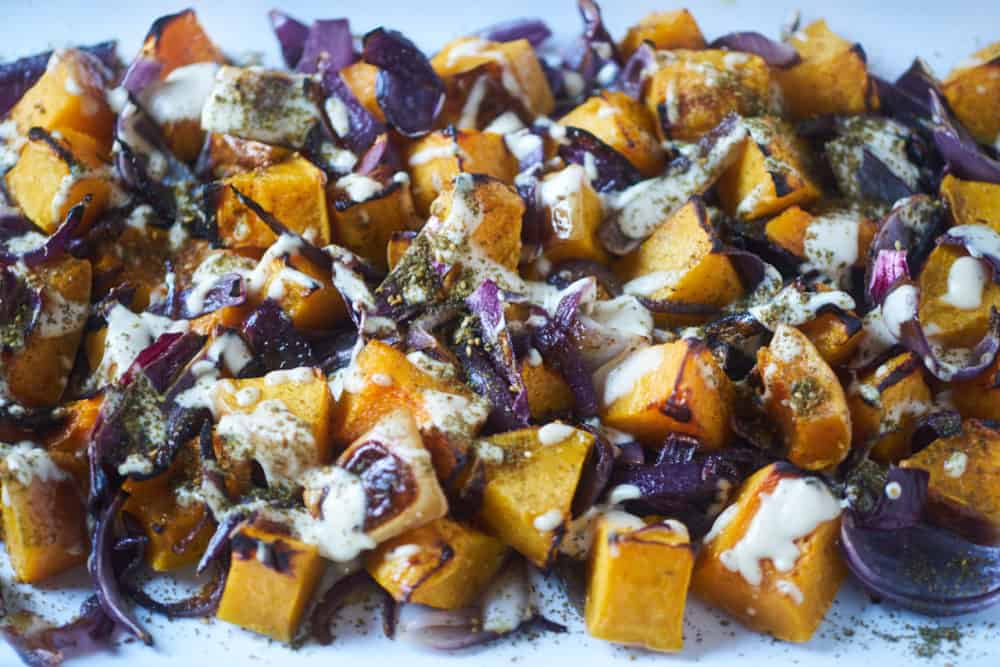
[5,128,111,233]
[643,49,771,141]
[520,356,576,421]
[717,116,821,220]
[366,517,508,609]
[599,339,733,449]
[1,445,88,583]
[215,155,330,249]
[798,306,864,368]
[901,420,1000,546]
[620,10,706,58]
[585,513,693,652]
[847,352,932,463]
[251,252,347,330]
[9,48,115,153]
[692,463,846,642]
[560,92,665,177]
[328,176,421,271]
[942,42,1000,146]
[431,37,554,117]
[477,425,594,568]
[4,256,91,407]
[757,325,851,470]
[197,133,293,180]
[951,354,1000,421]
[136,9,224,80]
[403,128,518,216]
[764,205,877,279]
[774,19,877,118]
[216,523,325,642]
[44,395,103,487]
[616,199,745,326]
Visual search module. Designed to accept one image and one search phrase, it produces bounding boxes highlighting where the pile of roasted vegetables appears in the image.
[0,2,998,663]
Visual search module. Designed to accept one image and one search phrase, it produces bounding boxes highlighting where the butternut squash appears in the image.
[366,517,508,609]
[619,10,706,58]
[940,174,1000,233]
[758,325,851,470]
[537,164,608,265]
[585,514,693,652]
[941,42,1000,146]
[560,92,665,177]
[329,177,421,271]
[918,244,1000,349]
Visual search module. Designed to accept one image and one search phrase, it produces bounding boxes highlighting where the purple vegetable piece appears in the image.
[531,279,599,418]
[571,432,615,516]
[566,0,620,88]
[0,41,119,116]
[362,28,444,138]
[310,571,370,645]
[910,410,962,455]
[122,331,206,394]
[241,300,316,372]
[269,9,311,68]
[869,249,911,305]
[0,265,42,353]
[89,493,153,645]
[323,73,386,154]
[558,126,642,193]
[176,273,247,320]
[864,194,944,305]
[938,224,1000,283]
[709,32,801,67]
[297,19,355,75]
[841,469,1000,616]
[859,148,917,204]
[121,56,162,95]
[0,213,40,241]
[466,280,530,428]
[353,132,399,180]
[0,198,89,267]
[929,91,1000,183]
[126,558,227,619]
[612,42,655,98]
[0,594,113,667]
[476,18,552,47]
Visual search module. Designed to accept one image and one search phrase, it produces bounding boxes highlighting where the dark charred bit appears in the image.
[27,126,80,170]
[770,170,795,198]
[341,440,416,532]
[402,541,454,602]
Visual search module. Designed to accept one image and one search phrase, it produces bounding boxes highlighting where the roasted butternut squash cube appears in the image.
[798,307,863,367]
[585,513,693,652]
[3,256,91,407]
[643,49,771,141]
[940,174,1000,233]
[758,325,851,470]
[386,231,415,271]
[1,444,88,583]
[537,164,607,265]
[44,395,103,487]
[329,176,421,271]
[252,253,347,330]
[901,420,1000,545]
[692,463,846,642]
[520,357,575,421]
[951,354,1000,421]
[616,198,745,325]
[425,173,524,272]
[123,443,214,572]
[942,42,1000,146]
[366,517,508,609]
[90,223,178,311]
[329,409,448,544]
[477,425,594,568]
[403,128,518,216]
[918,244,1000,349]
[5,128,111,233]
[216,155,330,249]
[338,62,384,122]
[717,116,821,220]
[137,9,224,81]
[217,523,325,642]
[775,20,876,118]
[431,37,554,117]
[332,341,490,479]
[198,133,292,180]
[764,206,877,285]
[599,340,732,449]
[847,352,931,463]
[560,92,665,177]
[213,368,334,488]
[9,48,114,152]
[619,10,706,58]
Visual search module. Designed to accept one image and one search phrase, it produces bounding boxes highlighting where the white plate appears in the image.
[1,0,999,664]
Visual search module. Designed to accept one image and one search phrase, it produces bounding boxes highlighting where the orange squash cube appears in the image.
[942,42,1000,146]
[329,176,421,271]
[537,165,607,265]
[940,174,1000,233]
[918,244,1000,349]
[619,10,706,58]
[585,514,693,652]
[560,92,665,177]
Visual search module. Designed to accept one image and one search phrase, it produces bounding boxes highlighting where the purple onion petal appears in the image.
[476,18,552,47]
[869,249,911,305]
[611,42,655,99]
[269,10,311,68]
[362,28,444,138]
[558,126,642,193]
[930,91,1000,184]
[297,19,355,75]
[709,32,801,68]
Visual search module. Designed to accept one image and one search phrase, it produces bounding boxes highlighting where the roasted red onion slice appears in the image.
[268,10,310,68]
[929,91,1000,184]
[296,19,354,75]
[709,32,801,67]
[558,127,643,193]
[362,28,444,138]
[476,18,552,47]
[612,42,655,99]
[868,249,911,305]
[0,199,89,268]
[0,594,113,667]
[864,194,945,305]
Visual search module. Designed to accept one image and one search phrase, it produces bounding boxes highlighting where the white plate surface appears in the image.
[1,1,999,665]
